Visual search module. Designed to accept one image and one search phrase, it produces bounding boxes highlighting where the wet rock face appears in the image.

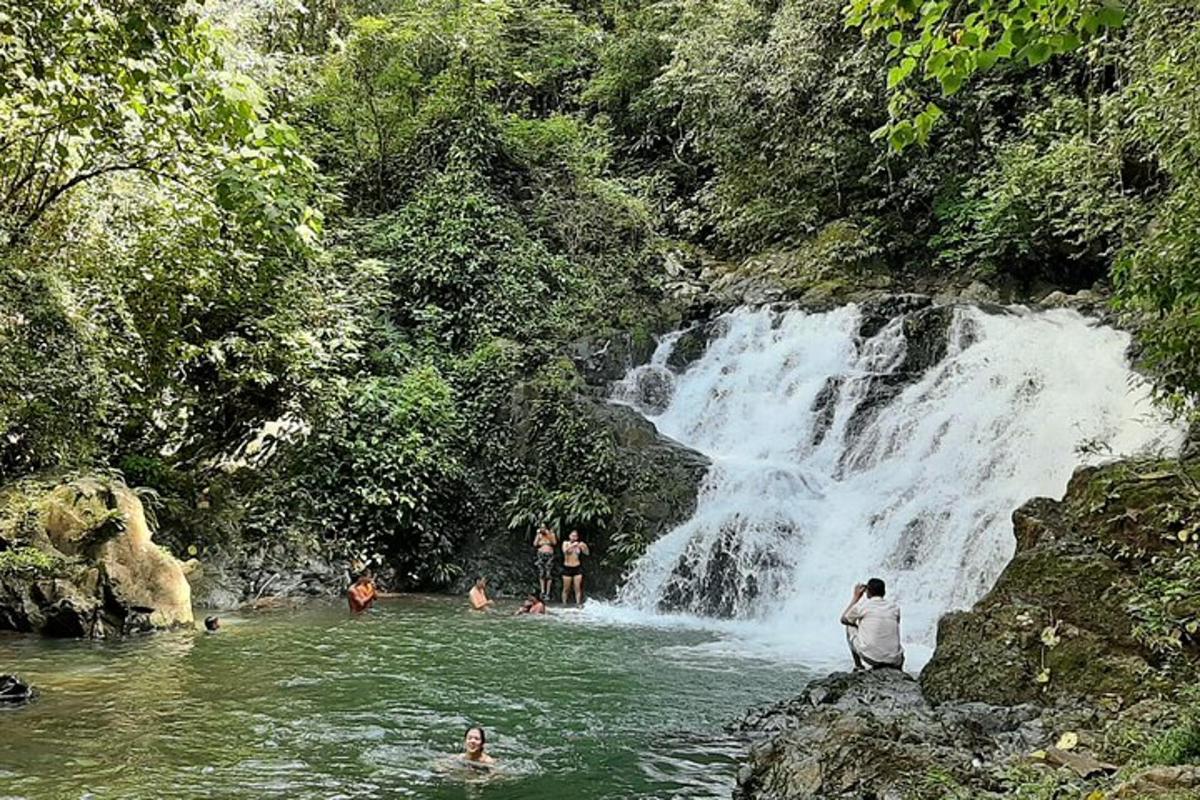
[0,476,194,638]
[630,368,674,415]
[456,391,711,599]
[921,460,1200,707]
[842,304,956,444]
[568,331,657,386]
[187,545,347,610]
[731,670,1045,800]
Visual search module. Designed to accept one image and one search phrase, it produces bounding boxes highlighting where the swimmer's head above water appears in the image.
[463,725,496,764]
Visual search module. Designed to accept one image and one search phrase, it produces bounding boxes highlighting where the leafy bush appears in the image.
[0,546,64,578]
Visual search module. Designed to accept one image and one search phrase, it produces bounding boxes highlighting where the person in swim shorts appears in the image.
[561,530,590,606]
[532,522,558,601]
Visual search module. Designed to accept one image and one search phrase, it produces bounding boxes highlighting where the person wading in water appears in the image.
[532,522,558,602]
[347,571,378,613]
[469,576,495,611]
[561,530,590,606]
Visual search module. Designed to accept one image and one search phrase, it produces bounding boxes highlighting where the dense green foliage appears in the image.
[3,0,1200,587]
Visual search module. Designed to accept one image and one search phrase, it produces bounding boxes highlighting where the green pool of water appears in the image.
[0,596,814,799]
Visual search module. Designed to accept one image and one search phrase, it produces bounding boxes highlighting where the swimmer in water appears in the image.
[515,593,546,615]
[347,570,378,613]
[468,577,495,611]
[462,725,496,766]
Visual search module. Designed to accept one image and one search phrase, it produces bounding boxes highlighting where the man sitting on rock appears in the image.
[840,577,904,670]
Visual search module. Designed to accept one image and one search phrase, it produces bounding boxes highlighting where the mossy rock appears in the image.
[0,474,194,637]
[922,461,1200,707]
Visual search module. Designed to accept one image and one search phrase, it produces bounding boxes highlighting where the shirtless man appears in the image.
[561,530,590,606]
[532,522,558,602]
[468,576,495,611]
[347,571,378,613]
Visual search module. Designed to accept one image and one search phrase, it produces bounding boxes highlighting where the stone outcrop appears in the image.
[186,543,347,609]
[457,392,710,599]
[0,476,193,637]
[731,669,1047,800]
[567,330,658,386]
[922,459,1200,707]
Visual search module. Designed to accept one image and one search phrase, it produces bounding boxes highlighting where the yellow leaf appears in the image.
[1041,626,1061,647]
[1030,749,1047,760]
[1085,791,1105,800]
[1036,668,1051,684]
[187,544,198,556]
[1056,731,1079,751]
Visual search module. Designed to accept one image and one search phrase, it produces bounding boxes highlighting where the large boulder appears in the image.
[567,330,657,386]
[0,476,193,637]
[731,669,1046,800]
[921,459,1200,707]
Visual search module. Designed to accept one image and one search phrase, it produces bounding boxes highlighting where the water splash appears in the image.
[611,303,1183,663]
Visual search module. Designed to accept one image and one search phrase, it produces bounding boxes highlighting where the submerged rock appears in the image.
[0,476,194,637]
[0,674,35,704]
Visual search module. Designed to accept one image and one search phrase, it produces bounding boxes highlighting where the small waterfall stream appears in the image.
[608,303,1183,664]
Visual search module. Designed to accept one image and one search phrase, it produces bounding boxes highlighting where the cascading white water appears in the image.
[606,303,1183,666]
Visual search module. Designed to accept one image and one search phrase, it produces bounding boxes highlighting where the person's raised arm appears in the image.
[580,542,590,555]
[840,583,867,627]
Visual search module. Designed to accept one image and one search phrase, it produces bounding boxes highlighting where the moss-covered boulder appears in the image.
[700,221,892,310]
[0,475,193,637]
[922,459,1200,707]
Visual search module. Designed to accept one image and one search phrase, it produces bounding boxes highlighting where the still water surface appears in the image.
[0,596,814,799]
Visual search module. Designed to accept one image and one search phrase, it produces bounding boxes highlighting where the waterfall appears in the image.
[608,302,1183,663]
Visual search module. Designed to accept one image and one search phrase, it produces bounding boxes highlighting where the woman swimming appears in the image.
[462,725,496,766]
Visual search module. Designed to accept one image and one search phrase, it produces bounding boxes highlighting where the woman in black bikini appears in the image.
[532,522,558,601]
[561,529,589,606]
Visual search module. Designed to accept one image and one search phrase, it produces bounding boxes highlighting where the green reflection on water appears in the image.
[0,596,813,800]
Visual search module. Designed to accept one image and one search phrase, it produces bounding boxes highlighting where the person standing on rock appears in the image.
[532,522,558,601]
[561,530,590,606]
[840,577,904,670]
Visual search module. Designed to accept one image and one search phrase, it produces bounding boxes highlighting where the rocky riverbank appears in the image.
[732,450,1200,799]
[0,475,193,637]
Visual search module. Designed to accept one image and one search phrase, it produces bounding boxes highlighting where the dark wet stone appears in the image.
[843,305,955,446]
[0,674,35,704]
[569,331,657,386]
